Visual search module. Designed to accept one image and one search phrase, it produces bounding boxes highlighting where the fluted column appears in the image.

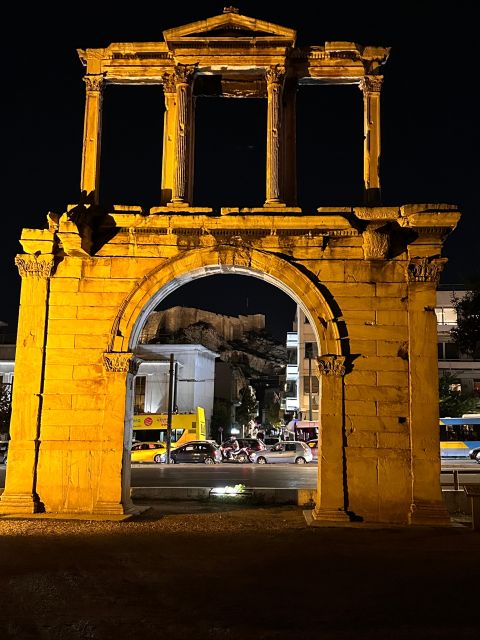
[360,75,383,205]
[311,356,350,523]
[161,72,177,205]
[80,74,105,203]
[0,255,55,515]
[171,64,196,206]
[265,65,285,207]
[406,258,451,525]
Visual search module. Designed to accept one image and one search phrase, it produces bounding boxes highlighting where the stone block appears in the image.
[77,306,118,320]
[376,283,407,297]
[377,401,409,416]
[74,335,110,349]
[73,365,105,379]
[376,310,408,326]
[73,395,107,410]
[377,341,406,357]
[346,431,377,448]
[349,339,377,356]
[45,349,103,366]
[42,409,104,427]
[42,395,72,410]
[46,335,76,349]
[377,371,409,387]
[345,400,377,416]
[48,319,113,335]
[50,279,80,293]
[377,432,410,450]
[355,356,407,372]
[345,385,406,402]
[44,364,74,380]
[344,370,377,386]
[82,259,112,278]
[348,324,408,341]
[80,279,133,293]
[49,306,78,320]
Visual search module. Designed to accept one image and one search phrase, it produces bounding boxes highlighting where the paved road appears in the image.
[1,459,478,489]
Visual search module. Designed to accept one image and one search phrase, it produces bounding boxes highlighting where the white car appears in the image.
[250,441,313,464]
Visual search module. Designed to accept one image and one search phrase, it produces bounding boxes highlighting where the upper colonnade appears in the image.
[78,7,390,207]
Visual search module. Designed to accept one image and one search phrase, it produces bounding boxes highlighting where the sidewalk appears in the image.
[0,500,479,639]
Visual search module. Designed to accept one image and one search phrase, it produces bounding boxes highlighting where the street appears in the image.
[1,459,478,490]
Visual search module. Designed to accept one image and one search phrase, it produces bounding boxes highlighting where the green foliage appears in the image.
[0,383,12,434]
[439,373,477,417]
[450,280,480,358]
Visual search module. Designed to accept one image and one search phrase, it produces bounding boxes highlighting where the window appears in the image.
[134,376,146,413]
[435,307,457,325]
[304,342,318,358]
[287,349,298,364]
[303,376,319,394]
[284,381,297,398]
[444,343,460,359]
[474,380,480,397]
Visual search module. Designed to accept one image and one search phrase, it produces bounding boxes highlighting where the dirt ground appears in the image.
[0,500,479,640]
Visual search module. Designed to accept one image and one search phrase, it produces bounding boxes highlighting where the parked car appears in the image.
[170,440,223,464]
[469,446,480,463]
[131,442,167,464]
[250,441,313,464]
[306,439,318,460]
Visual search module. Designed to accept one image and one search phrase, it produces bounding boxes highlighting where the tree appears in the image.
[0,383,12,436]
[450,280,480,358]
[439,372,477,418]
[235,385,258,426]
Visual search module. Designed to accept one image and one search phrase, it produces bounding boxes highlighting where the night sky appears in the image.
[3,2,477,340]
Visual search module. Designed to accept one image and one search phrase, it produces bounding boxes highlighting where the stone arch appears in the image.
[109,247,344,358]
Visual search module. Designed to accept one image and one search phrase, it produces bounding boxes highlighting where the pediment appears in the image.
[163,9,296,46]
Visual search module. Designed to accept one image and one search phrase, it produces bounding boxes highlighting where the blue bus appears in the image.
[440,416,480,458]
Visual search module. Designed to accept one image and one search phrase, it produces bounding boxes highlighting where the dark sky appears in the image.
[3,2,477,339]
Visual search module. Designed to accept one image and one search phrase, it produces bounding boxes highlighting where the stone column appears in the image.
[98,352,137,515]
[283,78,297,206]
[407,258,451,525]
[265,65,285,207]
[161,72,177,205]
[80,74,105,203]
[0,255,54,515]
[311,356,350,522]
[359,75,383,205]
[170,64,196,206]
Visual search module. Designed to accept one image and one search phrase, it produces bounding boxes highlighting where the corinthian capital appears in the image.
[102,352,134,373]
[359,75,383,94]
[317,355,346,377]
[15,255,55,278]
[407,257,447,283]
[161,71,177,94]
[83,74,105,92]
[174,64,196,86]
[265,65,285,85]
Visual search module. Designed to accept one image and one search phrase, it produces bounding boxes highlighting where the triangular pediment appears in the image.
[163,9,296,45]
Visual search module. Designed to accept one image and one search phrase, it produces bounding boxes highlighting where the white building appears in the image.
[282,307,319,421]
[133,344,218,432]
[436,288,480,398]
[283,290,480,421]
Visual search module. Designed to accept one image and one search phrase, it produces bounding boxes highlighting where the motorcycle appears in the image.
[220,445,252,463]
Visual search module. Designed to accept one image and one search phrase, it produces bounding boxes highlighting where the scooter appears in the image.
[221,446,252,463]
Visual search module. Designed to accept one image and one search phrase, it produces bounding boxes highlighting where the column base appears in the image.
[0,492,43,515]
[264,200,286,207]
[408,500,451,526]
[307,507,351,525]
[167,199,190,207]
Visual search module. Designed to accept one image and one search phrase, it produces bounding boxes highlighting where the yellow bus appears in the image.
[132,407,206,448]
